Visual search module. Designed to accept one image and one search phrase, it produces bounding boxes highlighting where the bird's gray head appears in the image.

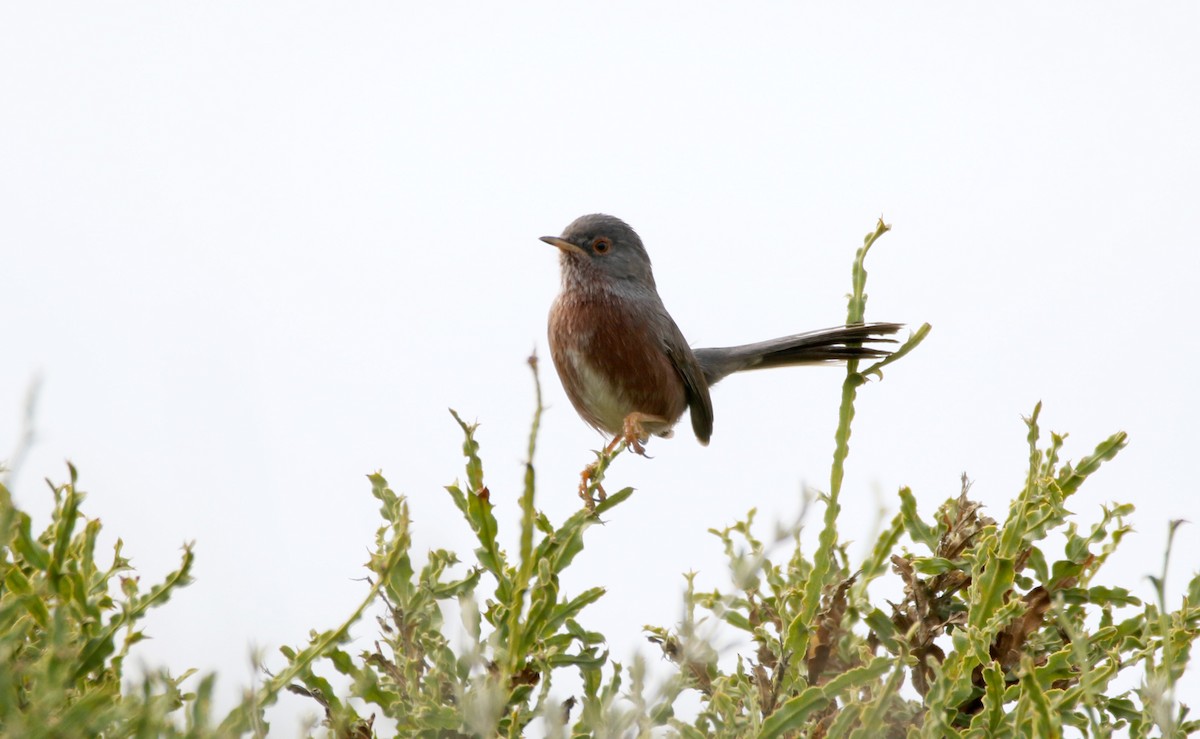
[540,214,656,290]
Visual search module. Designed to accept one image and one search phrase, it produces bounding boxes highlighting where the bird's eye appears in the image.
[592,237,612,254]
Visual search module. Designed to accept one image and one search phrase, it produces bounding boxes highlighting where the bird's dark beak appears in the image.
[540,236,586,255]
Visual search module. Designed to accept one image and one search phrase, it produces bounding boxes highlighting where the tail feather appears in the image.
[693,322,903,386]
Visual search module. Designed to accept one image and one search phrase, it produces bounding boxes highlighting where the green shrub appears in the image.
[0,466,209,737]
[2,221,1195,737]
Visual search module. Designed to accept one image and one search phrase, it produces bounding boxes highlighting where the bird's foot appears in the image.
[613,412,666,458]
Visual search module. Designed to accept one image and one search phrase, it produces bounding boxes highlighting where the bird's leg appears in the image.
[601,432,627,457]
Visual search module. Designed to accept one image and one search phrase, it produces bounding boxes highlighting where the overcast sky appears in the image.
[2,2,1198,733]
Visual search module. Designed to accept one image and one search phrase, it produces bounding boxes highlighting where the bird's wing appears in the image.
[663,328,714,445]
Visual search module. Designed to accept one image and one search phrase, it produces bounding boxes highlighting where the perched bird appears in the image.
[541,213,900,454]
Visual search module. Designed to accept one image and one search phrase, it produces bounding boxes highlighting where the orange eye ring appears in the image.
[592,237,612,254]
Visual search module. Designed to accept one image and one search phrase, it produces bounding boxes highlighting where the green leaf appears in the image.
[970,662,1008,735]
[1056,431,1128,498]
[759,657,892,739]
[14,509,50,571]
[865,607,901,653]
[968,540,1014,629]
[594,486,634,516]
[911,556,962,576]
[900,487,938,551]
[542,587,605,638]
[1018,656,1057,737]
[1086,586,1141,608]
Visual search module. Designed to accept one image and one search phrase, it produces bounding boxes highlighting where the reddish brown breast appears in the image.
[548,293,688,437]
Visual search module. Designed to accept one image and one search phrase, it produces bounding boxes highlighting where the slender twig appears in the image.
[2,373,43,487]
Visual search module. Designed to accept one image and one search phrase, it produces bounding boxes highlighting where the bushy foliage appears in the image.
[1,221,1195,737]
[0,467,209,737]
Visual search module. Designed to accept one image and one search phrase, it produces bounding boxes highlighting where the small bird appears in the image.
[541,213,901,456]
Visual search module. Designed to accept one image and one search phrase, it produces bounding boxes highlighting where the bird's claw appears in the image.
[618,412,657,458]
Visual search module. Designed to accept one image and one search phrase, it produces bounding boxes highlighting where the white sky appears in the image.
[3,2,1198,733]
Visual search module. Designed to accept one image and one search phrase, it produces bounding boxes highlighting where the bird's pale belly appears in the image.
[564,349,638,433]
[560,348,684,437]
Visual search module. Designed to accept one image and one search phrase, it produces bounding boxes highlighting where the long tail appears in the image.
[692,322,903,386]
